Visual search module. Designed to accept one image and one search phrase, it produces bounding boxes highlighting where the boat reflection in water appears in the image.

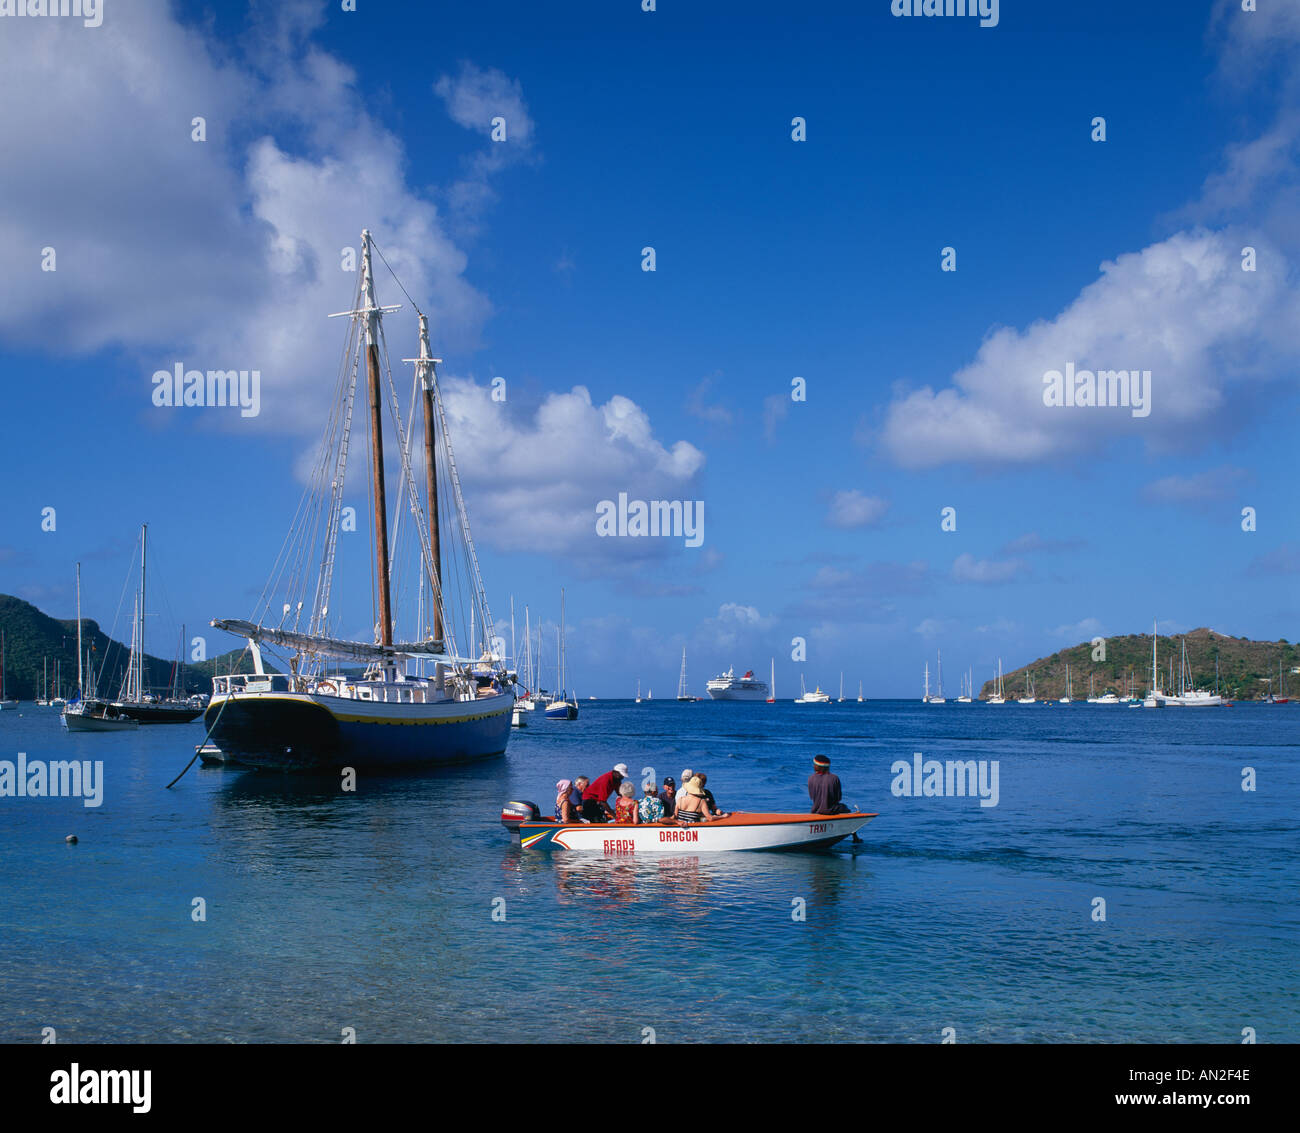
[508,846,872,916]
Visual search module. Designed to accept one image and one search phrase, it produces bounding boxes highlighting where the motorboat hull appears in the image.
[202,690,513,771]
[514,811,876,853]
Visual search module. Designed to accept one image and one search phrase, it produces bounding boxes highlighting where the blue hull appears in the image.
[204,693,513,771]
[544,702,578,720]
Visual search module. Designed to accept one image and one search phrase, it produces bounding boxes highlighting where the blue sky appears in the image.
[0,0,1297,697]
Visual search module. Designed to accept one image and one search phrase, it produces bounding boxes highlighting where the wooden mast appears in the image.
[416,313,443,647]
[360,231,394,647]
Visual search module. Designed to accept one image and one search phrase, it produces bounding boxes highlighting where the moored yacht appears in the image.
[795,676,831,704]
[987,658,1007,704]
[62,564,138,732]
[927,652,946,704]
[1163,637,1222,707]
[1142,619,1166,708]
[205,232,513,770]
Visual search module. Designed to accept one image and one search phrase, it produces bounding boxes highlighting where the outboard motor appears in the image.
[501,800,543,833]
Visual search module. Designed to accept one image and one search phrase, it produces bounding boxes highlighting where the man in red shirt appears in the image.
[582,762,630,822]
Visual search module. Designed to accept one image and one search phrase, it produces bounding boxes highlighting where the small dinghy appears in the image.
[501,802,875,853]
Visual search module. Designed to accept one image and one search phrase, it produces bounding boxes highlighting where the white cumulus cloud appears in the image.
[878,230,1300,469]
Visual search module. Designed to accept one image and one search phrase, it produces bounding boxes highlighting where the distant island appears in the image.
[979,628,1297,702]
[0,594,264,701]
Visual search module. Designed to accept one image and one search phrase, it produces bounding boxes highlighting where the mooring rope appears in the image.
[164,642,251,789]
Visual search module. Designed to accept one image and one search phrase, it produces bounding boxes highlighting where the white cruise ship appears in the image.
[706,667,769,701]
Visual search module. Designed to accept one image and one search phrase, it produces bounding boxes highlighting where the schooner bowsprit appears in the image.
[204,230,514,770]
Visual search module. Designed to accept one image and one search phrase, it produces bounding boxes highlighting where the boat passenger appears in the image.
[581,763,630,822]
[808,754,861,842]
[555,780,583,824]
[660,777,677,817]
[614,781,640,824]
[571,776,589,813]
[693,771,729,818]
[675,776,717,824]
[638,781,665,823]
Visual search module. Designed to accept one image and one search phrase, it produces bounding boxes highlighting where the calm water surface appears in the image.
[1,700,1296,1043]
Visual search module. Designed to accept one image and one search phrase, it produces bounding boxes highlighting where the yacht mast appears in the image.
[414,312,443,646]
[75,563,82,696]
[1151,618,1158,693]
[559,588,567,698]
[361,231,394,647]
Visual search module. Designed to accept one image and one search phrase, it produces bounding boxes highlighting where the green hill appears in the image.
[979,628,1298,702]
[0,594,266,701]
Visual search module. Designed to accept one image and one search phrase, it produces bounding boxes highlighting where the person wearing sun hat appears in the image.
[674,775,718,824]
[808,754,860,841]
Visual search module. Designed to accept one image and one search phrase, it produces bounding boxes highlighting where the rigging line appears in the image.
[163,641,250,789]
[370,239,422,318]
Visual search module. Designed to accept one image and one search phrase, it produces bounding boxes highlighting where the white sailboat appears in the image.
[205,231,514,768]
[987,658,1006,704]
[1059,662,1072,704]
[928,651,947,704]
[635,678,642,704]
[1143,619,1165,707]
[545,589,578,719]
[1017,670,1036,704]
[857,679,864,704]
[957,667,972,703]
[921,661,930,704]
[837,672,844,703]
[676,647,695,701]
[515,606,537,710]
[1164,637,1222,707]
[766,658,775,704]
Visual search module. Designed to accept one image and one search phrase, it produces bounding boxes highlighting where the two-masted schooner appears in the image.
[204,230,514,770]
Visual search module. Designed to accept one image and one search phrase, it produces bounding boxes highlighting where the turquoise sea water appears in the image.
[1,699,1296,1043]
